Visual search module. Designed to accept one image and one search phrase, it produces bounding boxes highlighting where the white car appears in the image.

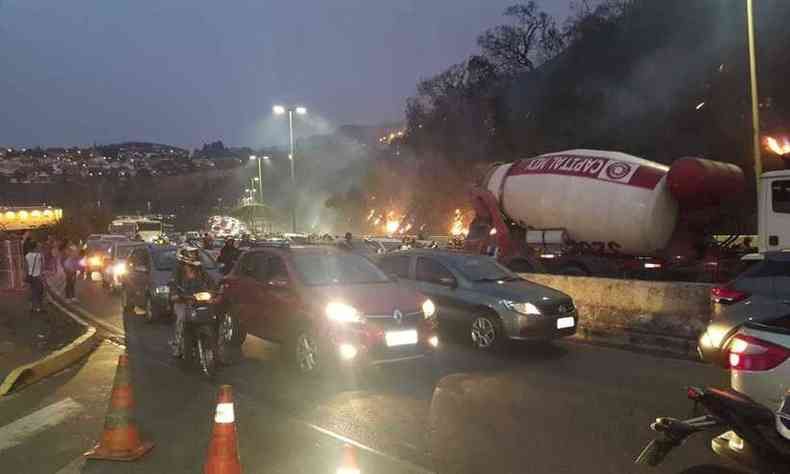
[729,317,790,408]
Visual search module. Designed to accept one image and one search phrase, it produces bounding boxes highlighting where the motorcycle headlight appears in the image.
[422,299,436,319]
[194,291,212,302]
[502,300,541,315]
[326,302,362,323]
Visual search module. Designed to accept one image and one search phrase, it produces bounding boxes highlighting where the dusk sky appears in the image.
[1,1,572,148]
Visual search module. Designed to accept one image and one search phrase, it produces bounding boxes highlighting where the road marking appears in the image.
[0,398,83,451]
[304,422,435,474]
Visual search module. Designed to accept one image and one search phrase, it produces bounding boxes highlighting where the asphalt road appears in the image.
[0,278,744,473]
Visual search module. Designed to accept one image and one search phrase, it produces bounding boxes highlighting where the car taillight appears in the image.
[710,286,749,304]
[727,334,790,371]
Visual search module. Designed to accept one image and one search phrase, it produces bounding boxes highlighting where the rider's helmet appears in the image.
[177,245,202,266]
[777,390,790,441]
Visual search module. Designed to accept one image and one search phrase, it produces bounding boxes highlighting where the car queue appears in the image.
[83,231,580,380]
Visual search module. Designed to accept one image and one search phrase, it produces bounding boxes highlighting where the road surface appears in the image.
[0,279,741,473]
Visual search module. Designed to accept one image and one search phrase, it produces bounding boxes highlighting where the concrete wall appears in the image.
[520,273,714,357]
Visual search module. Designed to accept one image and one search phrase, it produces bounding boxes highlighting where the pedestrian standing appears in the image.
[22,231,36,255]
[63,245,79,302]
[25,241,45,312]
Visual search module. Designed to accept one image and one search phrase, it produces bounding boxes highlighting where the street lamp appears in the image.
[273,105,307,232]
[249,155,268,205]
[746,0,762,189]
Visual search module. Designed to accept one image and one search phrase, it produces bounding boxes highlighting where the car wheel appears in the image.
[144,295,157,323]
[290,329,322,375]
[121,288,133,315]
[470,314,504,351]
[217,311,244,365]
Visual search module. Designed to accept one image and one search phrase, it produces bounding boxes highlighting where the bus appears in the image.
[109,218,164,242]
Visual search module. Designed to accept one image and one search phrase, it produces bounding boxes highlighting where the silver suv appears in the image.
[699,251,790,366]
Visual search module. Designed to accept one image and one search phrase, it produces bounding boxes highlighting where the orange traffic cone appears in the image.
[85,354,154,461]
[337,443,361,474]
[204,385,241,474]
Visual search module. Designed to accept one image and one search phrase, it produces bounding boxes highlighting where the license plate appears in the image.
[385,329,418,347]
[557,317,575,329]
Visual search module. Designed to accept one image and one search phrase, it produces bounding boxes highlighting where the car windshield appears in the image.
[292,253,390,286]
[152,250,177,271]
[115,245,138,259]
[453,256,519,281]
[86,241,112,254]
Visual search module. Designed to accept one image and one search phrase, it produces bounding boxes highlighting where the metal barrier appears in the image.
[0,239,24,290]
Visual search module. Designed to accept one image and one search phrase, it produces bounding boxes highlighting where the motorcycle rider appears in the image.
[169,246,213,357]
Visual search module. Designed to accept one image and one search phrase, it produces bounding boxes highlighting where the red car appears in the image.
[220,244,438,375]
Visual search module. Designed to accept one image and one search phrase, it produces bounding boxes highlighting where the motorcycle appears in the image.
[635,387,790,473]
[174,288,220,378]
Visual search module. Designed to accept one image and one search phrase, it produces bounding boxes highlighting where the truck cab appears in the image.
[759,171,790,253]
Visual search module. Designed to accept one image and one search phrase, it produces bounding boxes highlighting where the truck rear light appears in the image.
[710,286,749,304]
[727,334,790,371]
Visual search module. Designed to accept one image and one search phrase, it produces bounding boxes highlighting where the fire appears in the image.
[386,219,400,234]
[765,135,790,156]
[450,208,469,237]
[366,209,376,221]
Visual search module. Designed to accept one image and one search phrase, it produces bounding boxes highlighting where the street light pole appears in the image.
[274,105,306,233]
[747,0,762,189]
[288,109,296,233]
[257,157,263,203]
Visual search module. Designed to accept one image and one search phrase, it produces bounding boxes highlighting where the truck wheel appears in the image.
[470,314,505,351]
[558,265,589,276]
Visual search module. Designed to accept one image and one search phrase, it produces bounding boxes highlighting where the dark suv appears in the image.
[220,245,438,375]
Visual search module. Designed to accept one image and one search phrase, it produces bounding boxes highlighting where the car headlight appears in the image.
[155,285,170,294]
[193,291,212,302]
[326,302,362,323]
[89,256,103,267]
[502,300,541,315]
[113,262,127,276]
[422,299,436,319]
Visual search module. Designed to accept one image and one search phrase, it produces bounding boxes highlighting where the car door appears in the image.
[257,255,297,342]
[414,257,467,325]
[126,248,147,306]
[232,252,267,338]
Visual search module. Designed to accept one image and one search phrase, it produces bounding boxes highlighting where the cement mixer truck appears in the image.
[465,149,749,282]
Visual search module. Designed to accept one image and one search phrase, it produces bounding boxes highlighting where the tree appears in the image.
[477,2,564,76]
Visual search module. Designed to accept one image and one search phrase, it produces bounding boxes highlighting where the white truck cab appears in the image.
[758,171,790,253]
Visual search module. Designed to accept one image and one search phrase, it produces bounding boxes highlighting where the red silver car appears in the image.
[220,244,438,375]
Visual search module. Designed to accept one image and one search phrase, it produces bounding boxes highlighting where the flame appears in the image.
[450,208,469,237]
[367,209,376,221]
[386,219,400,234]
[765,136,790,156]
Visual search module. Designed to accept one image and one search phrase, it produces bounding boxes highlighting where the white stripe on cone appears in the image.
[214,402,235,424]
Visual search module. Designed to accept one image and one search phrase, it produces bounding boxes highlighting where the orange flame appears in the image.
[765,136,790,156]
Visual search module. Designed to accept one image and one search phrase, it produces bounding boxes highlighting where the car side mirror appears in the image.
[268,278,290,289]
[439,277,457,289]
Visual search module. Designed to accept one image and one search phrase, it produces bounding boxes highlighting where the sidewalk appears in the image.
[0,289,83,385]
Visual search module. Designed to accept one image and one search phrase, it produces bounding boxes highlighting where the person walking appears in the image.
[63,245,80,302]
[25,241,45,312]
[217,238,240,275]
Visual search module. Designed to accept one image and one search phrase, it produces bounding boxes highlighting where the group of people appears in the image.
[22,232,83,312]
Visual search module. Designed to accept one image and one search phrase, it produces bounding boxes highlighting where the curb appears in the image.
[0,290,100,396]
